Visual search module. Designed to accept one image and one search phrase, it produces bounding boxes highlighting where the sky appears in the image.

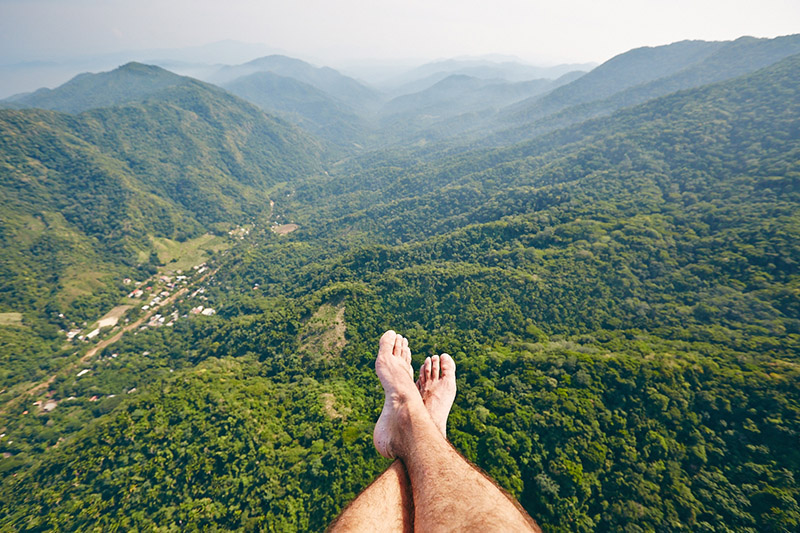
[1,0,798,67]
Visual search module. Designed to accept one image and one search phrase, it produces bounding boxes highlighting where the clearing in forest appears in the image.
[150,233,230,272]
[298,303,347,359]
[321,392,350,419]
[94,305,133,329]
[0,312,23,326]
[271,223,299,235]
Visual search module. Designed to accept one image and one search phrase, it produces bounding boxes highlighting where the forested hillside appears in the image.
[2,63,193,114]
[0,75,322,391]
[496,34,800,135]
[1,38,799,532]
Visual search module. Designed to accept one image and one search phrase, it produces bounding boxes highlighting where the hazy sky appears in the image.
[1,0,799,66]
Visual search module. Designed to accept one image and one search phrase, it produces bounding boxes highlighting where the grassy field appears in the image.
[58,268,111,307]
[0,312,23,326]
[272,223,299,235]
[151,233,230,273]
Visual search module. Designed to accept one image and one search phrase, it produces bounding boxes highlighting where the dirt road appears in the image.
[0,267,217,416]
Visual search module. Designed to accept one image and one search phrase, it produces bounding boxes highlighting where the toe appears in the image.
[440,353,456,377]
[422,356,432,383]
[431,354,440,380]
[393,334,404,357]
[380,330,397,352]
[402,337,411,364]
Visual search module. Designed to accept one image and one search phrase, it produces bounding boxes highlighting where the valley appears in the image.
[1,34,799,532]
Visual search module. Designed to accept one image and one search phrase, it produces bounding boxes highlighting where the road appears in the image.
[0,267,217,417]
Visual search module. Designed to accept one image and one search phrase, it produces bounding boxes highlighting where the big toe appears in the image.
[379,330,397,353]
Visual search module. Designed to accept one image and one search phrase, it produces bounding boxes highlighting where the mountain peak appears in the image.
[115,62,174,74]
[1,62,189,113]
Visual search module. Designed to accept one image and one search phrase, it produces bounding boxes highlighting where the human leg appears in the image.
[329,333,458,532]
[326,460,413,533]
[329,333,415,532]
[374,330,540,532]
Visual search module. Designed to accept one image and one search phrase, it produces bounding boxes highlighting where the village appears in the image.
[5,260,220,426]
[5,244,230,433]
[1,221,267,456]
[64,262,215,344]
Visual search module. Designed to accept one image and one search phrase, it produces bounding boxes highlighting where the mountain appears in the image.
[222,71,370,147]
[1,39,800,533]
[0,40,285,100]
[1,62,324,234]
[380,58,594,95]
[280,52,800,256]
[501,40,724,122]
[209,55,382,111]
[376,72,583,141]
[382,73,578,117]
[373,36,800,148]
[1,62,192,113]
[495,34,800,141]
[0,70,323,390]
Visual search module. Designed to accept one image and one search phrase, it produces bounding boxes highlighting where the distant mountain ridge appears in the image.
[209,55,381,110]
[222,71,370,148]
[379,58,595,95]
[495,34,800,139]
[378,72,584,136]
[2,62,191,113]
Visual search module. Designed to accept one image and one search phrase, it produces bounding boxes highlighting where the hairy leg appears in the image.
[329,333,416,533]
[327,460,413,533]
[374,330,540,532]
[329,333,459,532]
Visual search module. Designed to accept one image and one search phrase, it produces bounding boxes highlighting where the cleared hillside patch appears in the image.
[0,313,23,327]
[298,303,347,359]
[271,223,299,235]
[151,233,230,272]
[59,269,110,306]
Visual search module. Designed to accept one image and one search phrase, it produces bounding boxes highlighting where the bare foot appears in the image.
[373,330,424,459]
[417,353,457,437]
